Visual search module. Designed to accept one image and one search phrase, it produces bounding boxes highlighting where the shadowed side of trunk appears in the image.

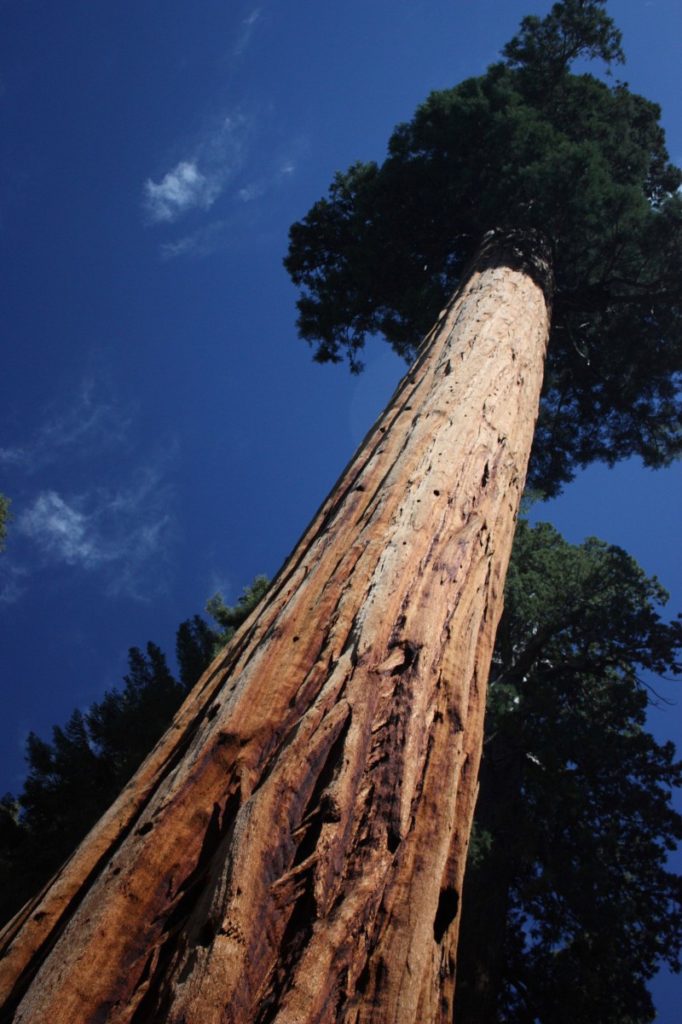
[0,231,552,1024]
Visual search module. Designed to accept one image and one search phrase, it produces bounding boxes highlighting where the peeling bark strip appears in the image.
[0,231,552,1024]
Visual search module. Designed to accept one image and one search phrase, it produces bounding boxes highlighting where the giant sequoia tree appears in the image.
[0,3,680,1022]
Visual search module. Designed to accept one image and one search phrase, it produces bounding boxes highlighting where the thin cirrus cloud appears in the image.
[0,377,132,474]
[3,376,177,601]
[233,8,262,57]
[17,471,175,599]
[237,157,297,204]
[20,492,98,568]
[159,156,299,260]
[143,115,248,226]
[143,161,221,224]
[159,219,229,261]
[143,99,303,257]
[0,565,29,607]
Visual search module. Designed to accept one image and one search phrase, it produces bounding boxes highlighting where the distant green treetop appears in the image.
[206,575,270,651]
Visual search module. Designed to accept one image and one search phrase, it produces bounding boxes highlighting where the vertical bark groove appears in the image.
[0,231,552,1024]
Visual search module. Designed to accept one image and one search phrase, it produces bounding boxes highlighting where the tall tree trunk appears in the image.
[0,230,552,1024]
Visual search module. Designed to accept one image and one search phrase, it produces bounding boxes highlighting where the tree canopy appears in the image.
[285,0,682,494]
[456,520,682,1023]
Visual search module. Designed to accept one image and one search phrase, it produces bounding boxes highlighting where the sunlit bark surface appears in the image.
[0,232,551,1024]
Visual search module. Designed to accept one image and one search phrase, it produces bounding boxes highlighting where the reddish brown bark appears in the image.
[0,232,551,1024]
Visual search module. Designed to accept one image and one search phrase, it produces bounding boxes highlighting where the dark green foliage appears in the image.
[456,520,682,1024]
[285,0,682,494]
[206,574,270,650]
[501,0,624,77]
[11,710,119,907]
[0,494,10,551]
[175,577,270,691]
[176,614,218,689]
[86,642,184,782]
[0,644,182,925]
[0,576,269,928]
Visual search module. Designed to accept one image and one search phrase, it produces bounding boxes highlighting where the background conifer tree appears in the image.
[0,582,266,929]
[456,521,682,1024]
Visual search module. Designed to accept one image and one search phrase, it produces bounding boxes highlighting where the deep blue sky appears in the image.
[1,0,680,1015]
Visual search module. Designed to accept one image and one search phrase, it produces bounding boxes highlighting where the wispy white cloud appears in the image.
[144,160,221,224]
[0,565,29,606]
[206,569,233,604]
[202,114,249,166]
[17,468,175,599]
[237,182,265,203]
[144,98,305,258]
[20,492,95,566]
[235,154,298,206]
[0,376,132,474]
[234,8,262,57]
[160,150,301,260]
[159,219,229,261]
[3,374,177,601]
[157,155,299,262]
[0,447,24,466]
[143,115,248,226]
